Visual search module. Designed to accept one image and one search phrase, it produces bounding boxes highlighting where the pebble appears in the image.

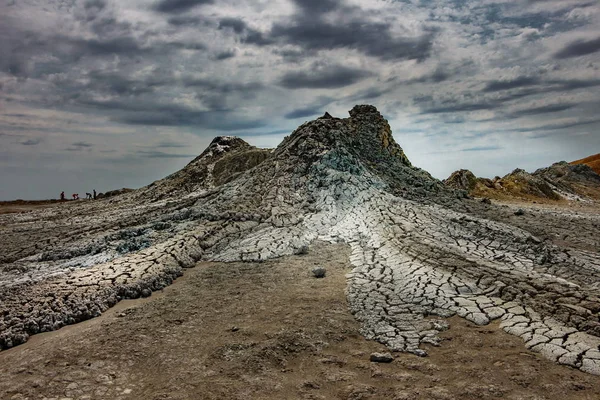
[370,352,394,363]
[312,267,326,278]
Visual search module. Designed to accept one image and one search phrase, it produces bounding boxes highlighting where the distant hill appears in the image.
[571,153,600,175]
[444,160,600,202]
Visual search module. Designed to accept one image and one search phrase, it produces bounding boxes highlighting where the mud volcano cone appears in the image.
[1,105,600,377]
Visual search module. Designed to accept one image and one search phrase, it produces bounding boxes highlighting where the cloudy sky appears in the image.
[1,0,599,200]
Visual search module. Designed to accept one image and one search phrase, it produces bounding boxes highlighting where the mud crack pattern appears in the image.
[1,105,600,376]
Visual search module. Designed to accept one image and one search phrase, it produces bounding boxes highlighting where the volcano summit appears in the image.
[2,105,600,379]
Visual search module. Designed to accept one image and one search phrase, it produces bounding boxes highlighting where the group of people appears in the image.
[60,190,96,201]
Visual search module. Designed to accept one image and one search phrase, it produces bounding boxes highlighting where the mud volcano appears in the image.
[1,105,600,375]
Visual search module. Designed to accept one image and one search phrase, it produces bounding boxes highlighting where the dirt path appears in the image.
[1,242,600,400]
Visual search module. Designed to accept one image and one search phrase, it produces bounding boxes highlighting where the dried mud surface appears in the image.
[1,106,600,380]
[2,242,600,400]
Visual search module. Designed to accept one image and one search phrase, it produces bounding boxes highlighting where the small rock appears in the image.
[514,209,525,216]
[370,352,394,363]
[312,267,326,278]
[230,326,239,332]
[296,245,309,255]
[480,197,492,205]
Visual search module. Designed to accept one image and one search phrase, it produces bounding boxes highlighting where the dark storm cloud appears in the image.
[75,35,205,56]
[218,17,274,45]
[291,0,342,14]
[65,141,93,151]
[19,139,41,146]
[166,41,207,50]
[47,69,264,125]
[182,77,264,101]
[510,103,576,117]
[345,87,392,103]
[408,68,451,84]
[420,102,496,114]
[243,30,274,46]
[167,15,208,26]
[478,77,600,107]
[2,34,152,79]
[83,0,107,11]
[153,0,214,13]
[85,71,166,96]
[483,76,542,92]
[442,115,466,124]
[420,92,580,118]
[80,13,133,37]
[72,142,93,148]
[272,48,307,62]
[478,1,595,38]
[215,0,437,61]
[117,112,266,130]
[461,146,502,152]
[510,118,600,133]
[279,65,372,89]
[136,150,195,158]
[419,75,600,116]
[218,18,247,34]
[283,96,334,119]
[558,78,600,90]
[77,95,266,130]
[77,36,147,56]
[554,36,600,59]
[214,50,236,60]
[155,141,187,148]
[270,20,435,61]
[284,105,324,119]
[2,113,29,118]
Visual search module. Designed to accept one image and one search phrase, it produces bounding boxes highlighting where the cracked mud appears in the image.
[1,106,600,380]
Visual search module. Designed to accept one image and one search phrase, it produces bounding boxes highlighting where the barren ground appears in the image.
[0,200,67,215]
[2,241,600,400]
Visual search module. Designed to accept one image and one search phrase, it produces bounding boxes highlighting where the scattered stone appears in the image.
[370,352,394,363]
[312,267,326,279]
[514,209,525,216]
[296,245,309,255]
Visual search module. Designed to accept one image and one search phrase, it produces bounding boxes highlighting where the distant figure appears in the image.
[60,191,65,201]
[86,192,92,199]
[93,189,97,200]
[72,193,79,200]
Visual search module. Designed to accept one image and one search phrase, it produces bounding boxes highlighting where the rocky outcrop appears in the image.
[499,168,561,200]
[444,169,478,191]
[446,162,600,202]
[140,136,271,199]
[1,105,600,376]
[535,161,600,199]
[571,153,600,175]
